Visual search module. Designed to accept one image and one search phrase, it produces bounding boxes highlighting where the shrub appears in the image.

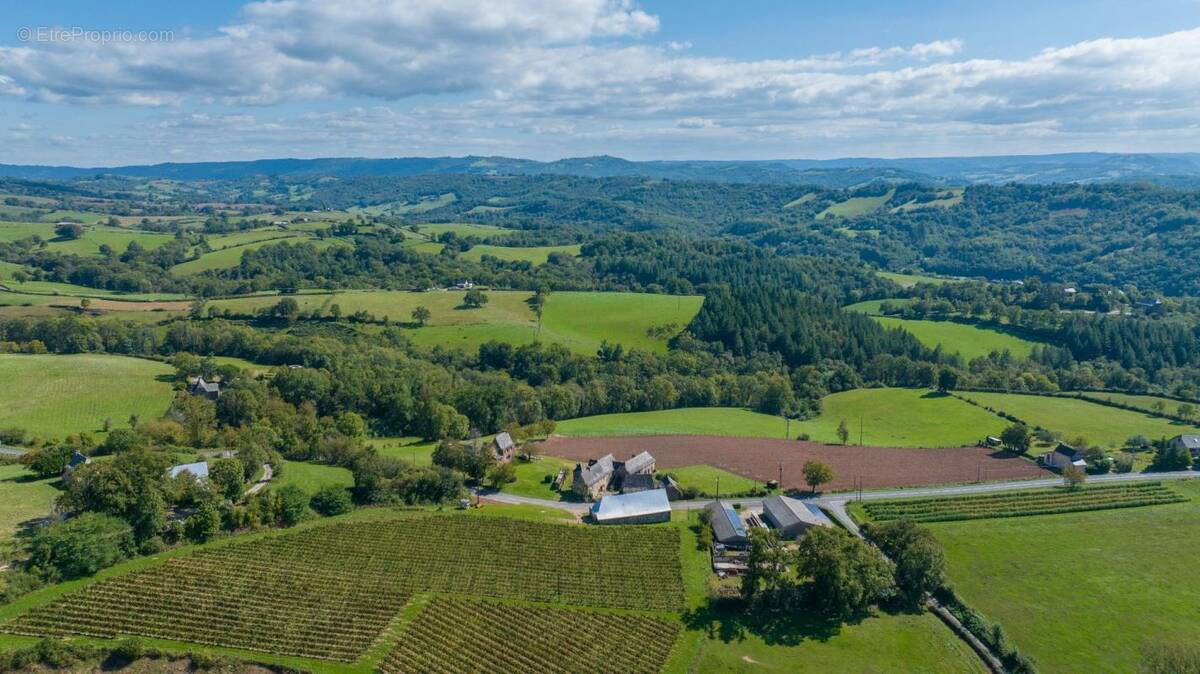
[310,484,354,516]
[28,513,134,580]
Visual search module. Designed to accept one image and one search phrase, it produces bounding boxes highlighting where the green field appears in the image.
[957,391,1200,448]
[558,390,1006,447]
[557,407,790,438]
[414,222,511,238]
[817,188,894,219]
[782,192,817,209]
[0,222,173,256]
[890,188,965,213]
[842,298,914,315]
[460,243,581,264]
[0,464,57,545]
[272,460,354,494]
[0,354,174,439]
[927,480,1200,673]
[172,237,346,274]
[1069,391,1198,415]
[876,270,952,287]
[872,317,1040,361]
[211,290,702,354]
[666,464,763,496]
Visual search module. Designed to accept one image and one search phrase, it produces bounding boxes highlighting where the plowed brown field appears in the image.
[539,435,1047,492]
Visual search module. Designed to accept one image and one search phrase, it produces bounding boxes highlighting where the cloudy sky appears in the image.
[1,0,1199,165]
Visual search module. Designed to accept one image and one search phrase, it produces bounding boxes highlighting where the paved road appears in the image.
[481,470,1200,517]
[243,463,274,497]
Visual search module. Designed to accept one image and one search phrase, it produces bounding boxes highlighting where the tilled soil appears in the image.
[538,435,1047,493]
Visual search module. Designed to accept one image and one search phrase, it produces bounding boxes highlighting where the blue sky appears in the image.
[1,0,1198,165]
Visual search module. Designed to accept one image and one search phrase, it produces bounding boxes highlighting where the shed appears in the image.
[1040,443,1086,471]
[706,500,750,549]
[591,489,672,525]
[761,495,833,539]
[168,461,210,480]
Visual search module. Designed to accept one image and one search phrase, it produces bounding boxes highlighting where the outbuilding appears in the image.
[1040,443,1087,471]
[168,461,210,480]
[590,489,672,525]
[706,500,750,549]
[1168,434,1200,458]
[761,495,833,540]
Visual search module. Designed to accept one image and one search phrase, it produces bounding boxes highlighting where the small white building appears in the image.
[1040,444,1086,471]
[168,461,210,480]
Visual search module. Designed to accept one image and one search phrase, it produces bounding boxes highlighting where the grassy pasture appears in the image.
[0,222,173,256]
[871,316,1040,361]
[557,389,1005,448]
[557,407,790,439]
[414,222,511,238]
[172,237,347,274]
[957,391,1200,448]
[0,354,174,439]
[272,460,354,494]
[927,480,1200,673]
[460,243,581,264]
[210,290,702,354]
[842,298,913,315]
[665,464,763,496]
[817,188,894,219]
[1069,391,1197,415]
[876,270,952,287]
[891,188,965,213]
[782,192,817,209]
[0,464,56,546]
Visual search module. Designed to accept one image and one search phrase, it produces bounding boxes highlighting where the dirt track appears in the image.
[538,435,1047,493]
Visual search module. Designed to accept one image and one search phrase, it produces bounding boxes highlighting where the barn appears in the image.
[706,500,750,549]
[761,495,833,539]
[590,489,672,525]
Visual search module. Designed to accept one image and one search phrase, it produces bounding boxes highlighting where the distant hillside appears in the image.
[2,152,1199,186]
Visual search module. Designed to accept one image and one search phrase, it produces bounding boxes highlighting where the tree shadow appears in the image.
[920,390,950,399]
[681,596,861,648]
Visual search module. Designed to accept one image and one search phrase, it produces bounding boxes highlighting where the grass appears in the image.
[0,464,57,547]
[172,237,346,274]
[413,222,511,238]
[0,222,173,256]
[1069,390,1198,415]
[666,465,763,496]
[272,460,353,494]
[842,298,913,315]
[793,389,1006,447]
[957,391,1200,448]
[876,270,951,287]
[211,290,702,355]
[503,456,576,500]
[557,407,791,438]
[927,480,1200,673]
[557,390,1006,448]
[817,188,894,219]
[782,193,817,209]
[0,354,174,439]
[890,188,965,213]
[871,316,1040,361]
[460,243,581,264]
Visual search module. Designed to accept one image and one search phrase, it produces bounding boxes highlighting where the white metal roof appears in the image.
[591,489,671,522]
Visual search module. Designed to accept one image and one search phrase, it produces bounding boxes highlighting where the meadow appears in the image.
[871,316,1040,361]
[210,289,702,354]
[956,391,1200,447]
[556,407,790,438]
[875,271,952,287]
[460,243,581,264]
[817,188,894,219]
[1069,390,1198,415]
[171,237,347,274]
[0,222,173,256]
[272,460,354,494]
[0,354,175,439]
[0,464,57,546]
[926,480,1200,673]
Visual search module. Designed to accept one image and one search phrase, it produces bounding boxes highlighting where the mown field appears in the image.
[875,271,952,287]
[272,460,353,494]
[210,290,702,354]
[0,354,175,439]
[957,391,1200,447]
[871,317,1040,361]
[1069,390,1198,415]
[0,464,56,545]
[460,243,581,264]
[926,480,1200,673]
[0,222,173,256]
[558,389,1006,447]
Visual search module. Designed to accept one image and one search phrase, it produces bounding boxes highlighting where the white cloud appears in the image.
[0,0,1198,162]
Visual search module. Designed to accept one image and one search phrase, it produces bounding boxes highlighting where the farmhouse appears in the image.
[61,451,90,483]
[571,454,615,500]
[590,489,672,525]
[491,432,515,463]
[706,500,750,549]
[620,473,656,494]
[1040,443,1087,471]
[761,495,833,540]
[1168,434,1200,457]
[618,451,656,477]
[168,461,210,480]
[187,376,220,400]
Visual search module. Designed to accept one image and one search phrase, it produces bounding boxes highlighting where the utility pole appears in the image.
[778,460,783,489]
[716,476,720,501]
[785,415,790,440]
[859,417,864,446]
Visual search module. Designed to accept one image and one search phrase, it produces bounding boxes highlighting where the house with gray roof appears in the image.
[706,500,750,549]
[1040,443,1087,471]
[1169,434,1200,457]
[168,461,210,480]
[187,376,220,401]
[590,489,671,524]
[571,454,615,501]
[491,432,515,464]
[761,495,833,540]
[620,451,656,476]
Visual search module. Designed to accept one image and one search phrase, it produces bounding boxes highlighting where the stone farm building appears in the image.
[571,454,615,500]
[1169,434,1200,458]
[491,432,515,464]
[706,500,750,549]
[761,496,833,540]
[590,489,672,525]
[187,377,220,401]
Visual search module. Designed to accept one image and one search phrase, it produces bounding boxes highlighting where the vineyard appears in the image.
[380,597,681,674]
[2,514,685,661]
[863,482,1185,523]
